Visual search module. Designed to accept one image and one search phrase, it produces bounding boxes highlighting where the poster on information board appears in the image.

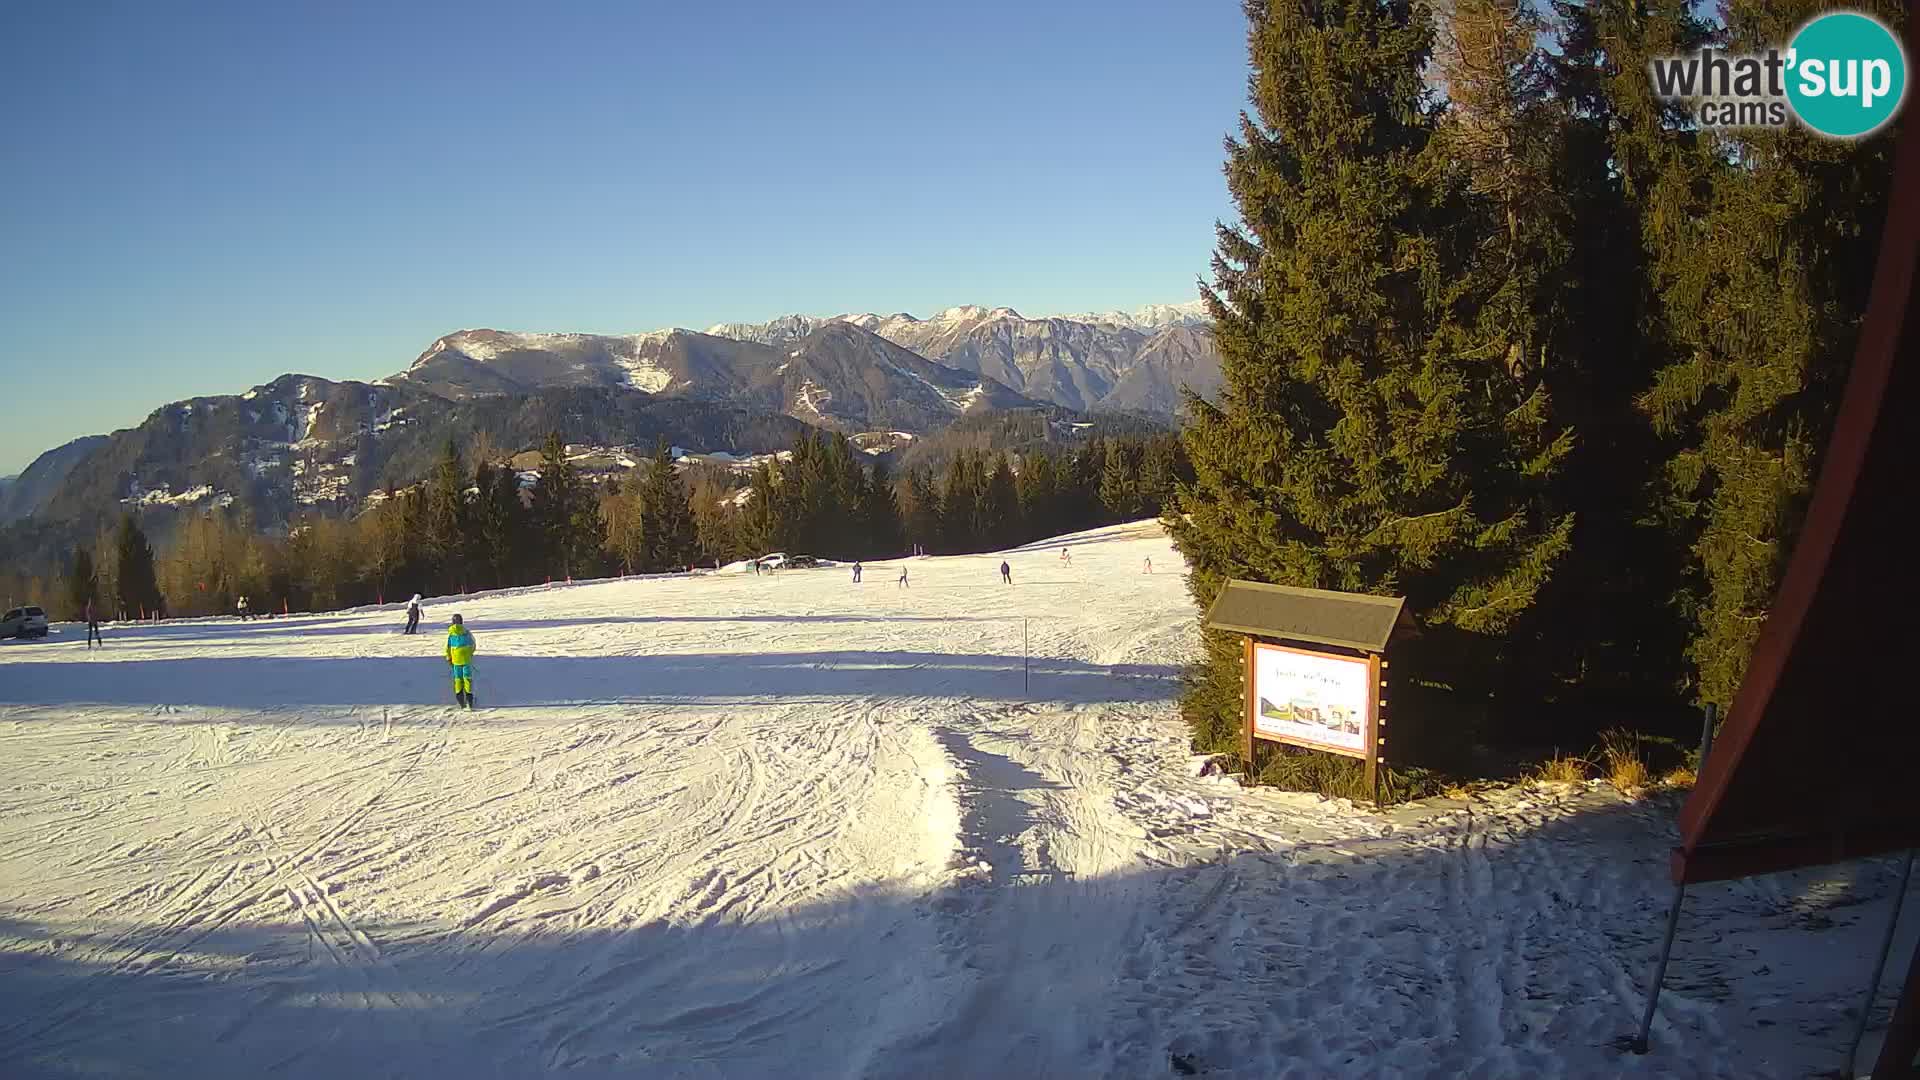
[1248,641,1373,759]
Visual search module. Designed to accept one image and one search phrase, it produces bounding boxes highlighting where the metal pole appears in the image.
[1633,883,1688,1053]
[1023,618,1029,698]
[1633,701,1719,1055]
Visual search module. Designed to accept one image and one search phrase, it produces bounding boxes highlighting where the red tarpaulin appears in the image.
[1671,104,1920,889]
[1657,48,1920,1074]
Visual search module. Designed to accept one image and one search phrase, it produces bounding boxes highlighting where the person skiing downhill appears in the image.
[897,566,909,589]
[404,594,423,635]
[852,562,863,584]
[1000,561,1011,584]
[446,614,476,709]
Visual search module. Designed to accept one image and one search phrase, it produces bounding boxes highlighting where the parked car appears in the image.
[755,553,787,571]
[1,605,50,639]
[786,555,819,569]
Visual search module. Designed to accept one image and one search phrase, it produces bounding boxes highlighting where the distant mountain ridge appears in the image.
[703,300,1216,415]
[19,374,813,533]
[393,322,1045,433]
[3,298,1209,570]
[0,435,110,522]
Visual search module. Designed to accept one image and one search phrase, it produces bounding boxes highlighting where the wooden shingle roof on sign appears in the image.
[1203,579,1410,654]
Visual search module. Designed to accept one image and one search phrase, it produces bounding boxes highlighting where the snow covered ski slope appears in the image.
[0,521,1911,1078]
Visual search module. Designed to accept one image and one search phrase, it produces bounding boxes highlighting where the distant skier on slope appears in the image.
[236,595,252,621]
[897,566,909,589]
[404,594,423,635]
[852,562,862,584]
[446,614,476,709]
[1060,547,1071,565]
[85,599,103,650]
[1144,557,1152,574]
[1000,561,1011,584]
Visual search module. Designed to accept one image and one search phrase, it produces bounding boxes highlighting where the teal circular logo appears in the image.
[1786,12,1908,138]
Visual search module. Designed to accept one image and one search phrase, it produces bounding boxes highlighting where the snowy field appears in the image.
[0,521,1911,1078]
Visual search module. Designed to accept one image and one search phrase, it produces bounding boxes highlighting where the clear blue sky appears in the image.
[0,1,1248,475]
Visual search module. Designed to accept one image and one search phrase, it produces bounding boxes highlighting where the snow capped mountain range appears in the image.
[394,322,1043,434]
[3,300,1217,540]
[702,300,1218,416]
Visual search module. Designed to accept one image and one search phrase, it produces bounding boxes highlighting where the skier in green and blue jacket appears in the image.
[446,614,476,709]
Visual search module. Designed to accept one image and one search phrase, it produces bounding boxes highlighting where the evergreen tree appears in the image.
[471,460,525,588]
[983,456,1022,550]
[738,460,781,557]
[640,440,698,570]
[861,457,904,558]
[1098,441,1143,521]
[1636,0,1904,709]
[939,453,978,553]
[1508,0,1708,714]
[1137,436,1184,517]
[423,439,469,592]
[903,466,942,554]
[67,546,96,620]
[1166,0,1574,754]
[1062,442,1104,528]
[963,452,994,550]
[113,515,163,619]
[529,432,600,580]
[1017,452,1058,543]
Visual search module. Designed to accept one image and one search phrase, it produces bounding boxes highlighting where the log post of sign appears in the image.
[1207,580,1414,807]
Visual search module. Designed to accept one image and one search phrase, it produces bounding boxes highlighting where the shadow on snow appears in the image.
[0,651,1180,711]
[0,793,1901,1080]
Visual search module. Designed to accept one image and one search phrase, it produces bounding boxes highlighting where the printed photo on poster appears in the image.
[1251,643,1370,757]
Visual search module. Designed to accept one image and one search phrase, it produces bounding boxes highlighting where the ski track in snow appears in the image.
[0,520,1911,1078]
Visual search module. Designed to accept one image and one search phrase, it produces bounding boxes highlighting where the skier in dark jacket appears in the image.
[1000,561,1011,584]
[404,594,423,635]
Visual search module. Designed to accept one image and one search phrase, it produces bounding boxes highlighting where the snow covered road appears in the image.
[1,522,1911,1078]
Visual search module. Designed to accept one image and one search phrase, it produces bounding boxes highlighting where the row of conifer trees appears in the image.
[1164,0,1903,783]
[40,430,1188,622]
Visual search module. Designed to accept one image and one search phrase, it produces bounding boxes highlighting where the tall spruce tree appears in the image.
[1507,0,1708,717]
[113,515,163,619]
[939,453,977,553]
[904,466,941,553]
[1637,0,1904,709]
[423,439,468,592]
[471,460,525,588]
[983,456,1022,550]
[640,441,698,569]
[1098,442,1143,522]
[529,432,600,579]
[1017,451,1058,543]
[1166,0,1574,755]
[862,457,904,557]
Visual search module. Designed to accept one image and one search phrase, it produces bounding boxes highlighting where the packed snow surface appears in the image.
[0,522,1910,1078]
